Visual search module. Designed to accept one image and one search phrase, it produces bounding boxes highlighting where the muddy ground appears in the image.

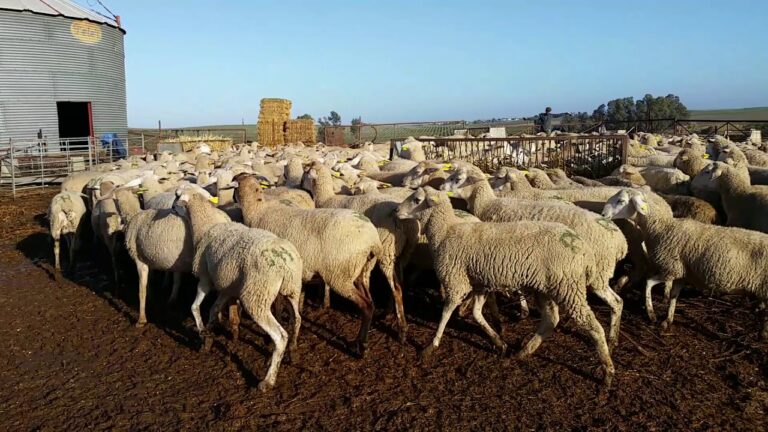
[0,190,766,431]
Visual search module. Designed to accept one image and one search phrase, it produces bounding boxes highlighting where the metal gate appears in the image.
[391,135,628,178]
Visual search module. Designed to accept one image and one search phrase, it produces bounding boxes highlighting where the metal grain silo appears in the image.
[0,0,127,147]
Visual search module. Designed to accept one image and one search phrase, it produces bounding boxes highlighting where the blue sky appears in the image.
[102,0,768,127]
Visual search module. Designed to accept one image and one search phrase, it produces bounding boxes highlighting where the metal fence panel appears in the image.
[0,134,145,197]
[391,135,628,178]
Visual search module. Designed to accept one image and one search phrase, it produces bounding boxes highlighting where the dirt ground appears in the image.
[0,189,766,431]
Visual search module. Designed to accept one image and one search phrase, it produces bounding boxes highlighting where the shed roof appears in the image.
[0,0,123,31]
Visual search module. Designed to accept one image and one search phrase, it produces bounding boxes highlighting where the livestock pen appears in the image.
[391,135,629,178]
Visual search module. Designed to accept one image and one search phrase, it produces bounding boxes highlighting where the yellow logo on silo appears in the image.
[70,20,102,44]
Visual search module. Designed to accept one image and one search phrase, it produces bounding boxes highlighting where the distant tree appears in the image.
[297,114,313,121]
[317,111,342,140]
[598,94,688,131]
[606,97,638,125]
[592,104,606,122]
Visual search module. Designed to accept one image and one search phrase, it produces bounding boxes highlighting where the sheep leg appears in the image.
[53,237,61,271]
[472,293,507,355]
[560,295,614,387]
[485,292,504,332]
[591,286,624,350]
[381,260,408,342]
[421,295,462,361]
[516,291,529,320]
[323,283,331,308]
[660,281,683,331]
[135,261,150,328]
[168,272,182,304]
[191,277,211,334]
[110,240,121,289]
[644,276,667,323]
[250,310,288,392]
[228,301,240,341]
[67,234,77,273]
[285,294,302,352]
[518,294,559,358]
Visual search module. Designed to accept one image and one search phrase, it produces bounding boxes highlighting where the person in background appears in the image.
[538,107,553,134]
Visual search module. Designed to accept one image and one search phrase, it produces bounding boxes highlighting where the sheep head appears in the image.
[441,166,487,198]
[395,187,448,220]
[602,189,649,220]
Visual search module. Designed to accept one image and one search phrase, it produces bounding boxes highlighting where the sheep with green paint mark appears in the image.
[396,187,615,386]
[173,191,302,392]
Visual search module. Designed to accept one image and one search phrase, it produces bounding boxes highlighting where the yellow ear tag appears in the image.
[445,191,455,197]
[332,172,341,178]
[259,181,270,186]
[521,170,530,176]
[640,203,648,212]
[484,173,492,178]
[402,145,410,151]
[702,153,710,159]
[260,185,268,189]
[209,197,219,204]
[378,160,387,165]
[381,182,391,188]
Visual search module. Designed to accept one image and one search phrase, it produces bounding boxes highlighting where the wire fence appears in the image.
[323,120,535,146]
[392,135,628,178]
[0,135,145,197]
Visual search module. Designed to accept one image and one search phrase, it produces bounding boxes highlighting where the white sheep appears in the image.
[235,174,383,355]
[304,162,415,340]
[173,191,303,391]
[708,162,768,233]
[396,187,615,386]
[442,166,627,348]
[603,188,768,339]
[115,183,222,327]
[48,191,88,272]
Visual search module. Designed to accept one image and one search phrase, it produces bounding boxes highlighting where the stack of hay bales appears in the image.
[257,98,291,147]
[284,118,317,144]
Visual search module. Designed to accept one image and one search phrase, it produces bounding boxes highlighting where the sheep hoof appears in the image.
[135,321,146,329]
[420,345,437,364]
[660,319,672,332]
[647,312,657,323]
[518,310,529,320]
[200,332,214,352]
[257,380,274,393]
[497,343,508,357]
[602,369,614,389]
[350,340,367,358]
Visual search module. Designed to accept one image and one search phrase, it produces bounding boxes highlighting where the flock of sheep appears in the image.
[47,130,768,391]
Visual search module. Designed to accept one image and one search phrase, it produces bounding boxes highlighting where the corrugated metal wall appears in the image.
[0,10,127,143]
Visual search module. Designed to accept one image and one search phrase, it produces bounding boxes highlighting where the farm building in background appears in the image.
[0,0,127,148]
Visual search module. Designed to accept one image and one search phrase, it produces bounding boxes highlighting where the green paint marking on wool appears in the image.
[454,210,473,219]
[595,217,619,232]
[260,246,295,267]
[279,199,296,207]
[559,230,581,253]
[353,212,371,223]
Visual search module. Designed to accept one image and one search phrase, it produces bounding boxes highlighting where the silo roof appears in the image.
[0,0,123,32]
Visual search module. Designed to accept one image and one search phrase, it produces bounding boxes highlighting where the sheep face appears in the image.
[707,161,728,181]
[172,183,218,216]
[396,187,431,219]
[602,190,649,220]
[402,162,448,189]
[440,167,477,198]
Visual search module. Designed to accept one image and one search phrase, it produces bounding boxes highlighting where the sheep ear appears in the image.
[631,195,649,215]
